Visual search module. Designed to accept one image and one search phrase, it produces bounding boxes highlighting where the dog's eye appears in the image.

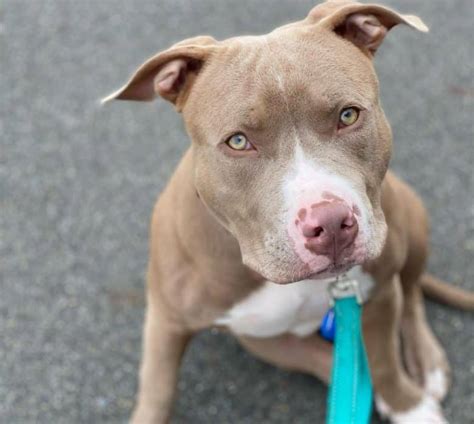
[339,107,360,127]
[226,133,253,151]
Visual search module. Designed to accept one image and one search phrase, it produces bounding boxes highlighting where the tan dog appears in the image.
[103,1,474,422]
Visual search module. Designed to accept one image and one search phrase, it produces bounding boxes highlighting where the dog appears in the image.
[103,1,474,422]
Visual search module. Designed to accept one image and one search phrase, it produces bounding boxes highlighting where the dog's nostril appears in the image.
[314,226,324,237]
[341,217,355,230]
[302,225,314,238]
[302,225,322,238]
[302,225,324,238]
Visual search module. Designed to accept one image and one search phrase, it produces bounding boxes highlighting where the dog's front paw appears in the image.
[401,313,451,402]
[375,394,448,424]
[424,367,450,401]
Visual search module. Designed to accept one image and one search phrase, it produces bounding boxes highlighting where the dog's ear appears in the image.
[101,36,218,110]
[308,0,428,54]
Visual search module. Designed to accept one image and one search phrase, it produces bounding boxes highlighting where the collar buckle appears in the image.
[328,274,363,306]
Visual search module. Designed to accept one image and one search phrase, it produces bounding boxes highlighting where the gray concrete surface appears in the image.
[1,1,473,423]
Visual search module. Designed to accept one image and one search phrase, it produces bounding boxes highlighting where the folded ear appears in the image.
[308,0,428,54]
[101,36,218,110]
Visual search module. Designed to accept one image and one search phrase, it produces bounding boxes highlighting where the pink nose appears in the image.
[300,202,358,261]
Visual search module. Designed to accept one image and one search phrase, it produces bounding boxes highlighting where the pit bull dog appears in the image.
[103,1,474,422]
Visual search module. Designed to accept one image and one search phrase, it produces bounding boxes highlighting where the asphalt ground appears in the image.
[1,1,473,423]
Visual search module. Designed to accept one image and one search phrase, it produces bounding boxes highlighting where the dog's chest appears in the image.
[214,267,374,338]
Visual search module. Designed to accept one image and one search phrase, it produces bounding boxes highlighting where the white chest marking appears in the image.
[214,266,374,338]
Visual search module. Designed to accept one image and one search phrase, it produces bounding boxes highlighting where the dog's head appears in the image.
[103,1,427,283]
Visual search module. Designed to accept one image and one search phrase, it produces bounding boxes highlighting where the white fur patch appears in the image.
[214,266,374,338]
[375,394,447,424]
[347,265,375,300]
[283,144,370,232]
[425,368,448,401]
[282,144,371,267]
[214,278,332,337]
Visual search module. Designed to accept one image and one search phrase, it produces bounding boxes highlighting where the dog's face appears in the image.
[104,1,427,283]
[188,32,391,283]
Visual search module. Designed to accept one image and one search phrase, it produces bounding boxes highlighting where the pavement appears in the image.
[1,0,473,423]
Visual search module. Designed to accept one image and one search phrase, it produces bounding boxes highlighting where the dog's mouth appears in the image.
[252,260,358,285]
[305,261,356,281]
[241,234,369,285]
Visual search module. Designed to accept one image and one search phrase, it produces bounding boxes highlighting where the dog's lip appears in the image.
[303,260,361,281]
[305,262,355,280]
[266,261,357,284]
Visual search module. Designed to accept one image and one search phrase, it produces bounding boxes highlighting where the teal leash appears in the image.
[326,277,373,424]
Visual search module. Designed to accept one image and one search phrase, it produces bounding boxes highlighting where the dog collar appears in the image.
[325,275,373,424]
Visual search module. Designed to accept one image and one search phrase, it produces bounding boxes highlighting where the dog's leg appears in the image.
[237,333,333,383]
[131,301,191,424]
[397,209,451,401]
[363,275,447,423]
[400,282,451,401]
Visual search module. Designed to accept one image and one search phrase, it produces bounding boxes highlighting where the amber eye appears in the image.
[226,133,252,151]
[339,107,360,127]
